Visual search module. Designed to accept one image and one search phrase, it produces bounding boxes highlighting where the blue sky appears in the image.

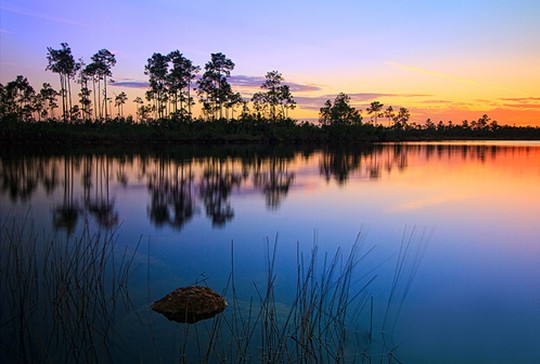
[1,0,540,124]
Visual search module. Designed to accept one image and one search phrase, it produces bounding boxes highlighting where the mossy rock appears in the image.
[151,286,227,323]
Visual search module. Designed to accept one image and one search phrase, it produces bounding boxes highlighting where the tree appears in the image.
[252,71,296,120]
[145,53,169,119]
[77,59,92,120]
[37,83,59,120]
[166,51,200,118]
[133,96,144,121]
[114,91,128,117]
[392,107,410,129]
[83,62,100,120]
[319,99,333,126]
[384,106,395,127]
[90,49,116,120]
[319,93,362,125]
[1,76,36,121]
[278,84,296,119]
[197,52,235,120]
[46,43,77,121]
[226,91,243,119]
[475,114,490,130]
[366,101,384,124]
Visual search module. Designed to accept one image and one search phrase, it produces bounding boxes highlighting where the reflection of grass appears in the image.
[168,230,428,363]
[0,215,140,363]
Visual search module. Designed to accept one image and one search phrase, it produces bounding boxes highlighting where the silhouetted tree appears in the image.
[197,52,236,120]
[166,51,200,118]
[384,106,395,127]
[366,101,384,124]
[0,76,36,121]
[252,71,296,120]
[83,62,100,120]
[114,91,128,117]
[37,83,59,120]
[145,53,169,119]
[77,59,92,119]
[90,49,116,119]
[319,93,362,125]
[132,96,146,121]
[393,107,410,129]
[46,43,77,121]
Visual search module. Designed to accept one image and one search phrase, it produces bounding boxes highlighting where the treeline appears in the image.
[1,42,540,143]
[2,115,540,145]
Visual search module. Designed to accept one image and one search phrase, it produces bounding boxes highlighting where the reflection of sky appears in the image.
[1,143,540,362]
[1,0,540,125]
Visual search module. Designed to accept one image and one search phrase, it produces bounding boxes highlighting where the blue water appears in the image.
[1,142,539,363]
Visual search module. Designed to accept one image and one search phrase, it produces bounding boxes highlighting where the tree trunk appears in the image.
[103,75,108,119]
[92,77,97,121]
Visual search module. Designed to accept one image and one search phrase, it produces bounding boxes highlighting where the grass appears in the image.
[0,214,140,363]
[157,229,429,363]
[1,216,427,363]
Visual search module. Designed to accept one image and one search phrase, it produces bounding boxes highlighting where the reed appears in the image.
[168,230,425,363]
[1,216,425,363]
[0,215,140,363]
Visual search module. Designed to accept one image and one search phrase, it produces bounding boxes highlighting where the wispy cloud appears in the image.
[111,81,149,88]
[500,97,540,103]
[112,75,322,92]
[347,92,431,102]
[502,103,540,110]
[228,75,322,92]
[498,97,540,110]
[0,4,88,27]
[386,61,481,86]
[294,92,432,110]
[421,99,453,104]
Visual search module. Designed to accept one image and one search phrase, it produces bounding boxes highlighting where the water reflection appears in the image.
[147,158,196,228]
[1,143,538,231]
[52,156,79,234]
[1,142,540,362]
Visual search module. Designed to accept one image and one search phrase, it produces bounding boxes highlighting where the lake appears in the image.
[1,141,540,363]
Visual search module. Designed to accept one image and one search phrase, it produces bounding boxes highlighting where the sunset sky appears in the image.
[1,0,539,125]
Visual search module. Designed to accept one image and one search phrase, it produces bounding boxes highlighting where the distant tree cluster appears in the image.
[43,43,117,121]
[0,42,304,123]
[143,51,200,120]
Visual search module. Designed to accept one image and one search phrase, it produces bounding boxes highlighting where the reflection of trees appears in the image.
[0,158,40,202]
[253,157,294,209]
[147,159,196,230]
[320,148,362,184]
[2,144,534,231]
[319,146,410,184]
[83,156,119,229]
[199,159,242,227]
[53,156,79,235]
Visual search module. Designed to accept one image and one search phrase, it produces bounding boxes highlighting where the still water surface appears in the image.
[1,141,539,363]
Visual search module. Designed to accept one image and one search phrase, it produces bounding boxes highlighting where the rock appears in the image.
[151,286,227,323]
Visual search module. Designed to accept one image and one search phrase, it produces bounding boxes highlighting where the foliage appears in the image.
[319,93,362,126]
[252,71,296,121]
[197,52,240,120]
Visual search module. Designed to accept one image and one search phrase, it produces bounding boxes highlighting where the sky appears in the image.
[1,0,540,125]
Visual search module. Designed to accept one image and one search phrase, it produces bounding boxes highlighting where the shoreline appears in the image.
[2,118,540,146]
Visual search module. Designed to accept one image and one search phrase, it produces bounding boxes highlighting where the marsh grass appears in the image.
[0,215,140,363]
[165,229,428,363]
[1,216,426,363]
